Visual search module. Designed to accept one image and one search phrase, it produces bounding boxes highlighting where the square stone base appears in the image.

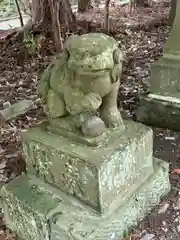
[136,93,180,131]
[1,158,170,240]
[21,120,154,214]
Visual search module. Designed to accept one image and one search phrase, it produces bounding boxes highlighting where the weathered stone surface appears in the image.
[1,176,62,240]
[136,0,180,130]
[39,33,124,137]
[0,100,34,122]
[47,113,125,147]
[150,0,180,92]
[136,93,180,131]
[81,116,106,137]
[21,120,153,214]
[1,158,170,240]
[150,54,180,97]
[163,0,180,55]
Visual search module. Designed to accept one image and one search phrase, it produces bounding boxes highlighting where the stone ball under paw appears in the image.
[81,116,106,138]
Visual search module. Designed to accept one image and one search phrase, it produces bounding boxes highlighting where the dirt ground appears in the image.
[1,1,180,239]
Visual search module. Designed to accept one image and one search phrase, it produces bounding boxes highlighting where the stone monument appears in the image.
[136,0,180,131]
[0,33,170,240]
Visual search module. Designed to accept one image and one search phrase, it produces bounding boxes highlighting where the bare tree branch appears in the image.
[104,0,110,32]
[15,0,24,27]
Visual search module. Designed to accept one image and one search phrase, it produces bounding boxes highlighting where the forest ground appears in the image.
[1,0,180,239]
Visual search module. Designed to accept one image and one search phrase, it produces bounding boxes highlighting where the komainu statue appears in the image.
[39,33,124,143]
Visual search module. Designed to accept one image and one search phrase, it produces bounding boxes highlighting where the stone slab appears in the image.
[0,100,34,123]
[21,120,154,214]
[1,158,170,240]
[136,93,180,131]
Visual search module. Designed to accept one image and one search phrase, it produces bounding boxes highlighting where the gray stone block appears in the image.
[1,158,170,240]
[0,100,34,122]
[136,0,180,131]
[136,93,180,131]
[150,54,180,97]
[21,120,154,214]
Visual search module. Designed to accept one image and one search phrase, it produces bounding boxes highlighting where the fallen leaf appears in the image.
[172,169,180,174]
[0,162,6,170]
[159,236,166,240]
[140,233,155,240]
[165,136,175,140]
[158,203,169,214]
[176,198,180,209]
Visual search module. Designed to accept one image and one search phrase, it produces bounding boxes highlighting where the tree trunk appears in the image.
[30,0,76,31]
[60,0,76,30]
[78,0,91,12]
[48,0,63,52]
[22,0,76,52]
[31,0,51,29]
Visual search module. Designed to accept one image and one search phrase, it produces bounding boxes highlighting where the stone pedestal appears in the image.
[136,0,180,130]
[0,120,170,240]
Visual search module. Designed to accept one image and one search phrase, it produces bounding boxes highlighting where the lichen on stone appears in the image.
[39,33,125,139]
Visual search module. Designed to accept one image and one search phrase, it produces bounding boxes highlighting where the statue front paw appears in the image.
[100,107,123,128]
